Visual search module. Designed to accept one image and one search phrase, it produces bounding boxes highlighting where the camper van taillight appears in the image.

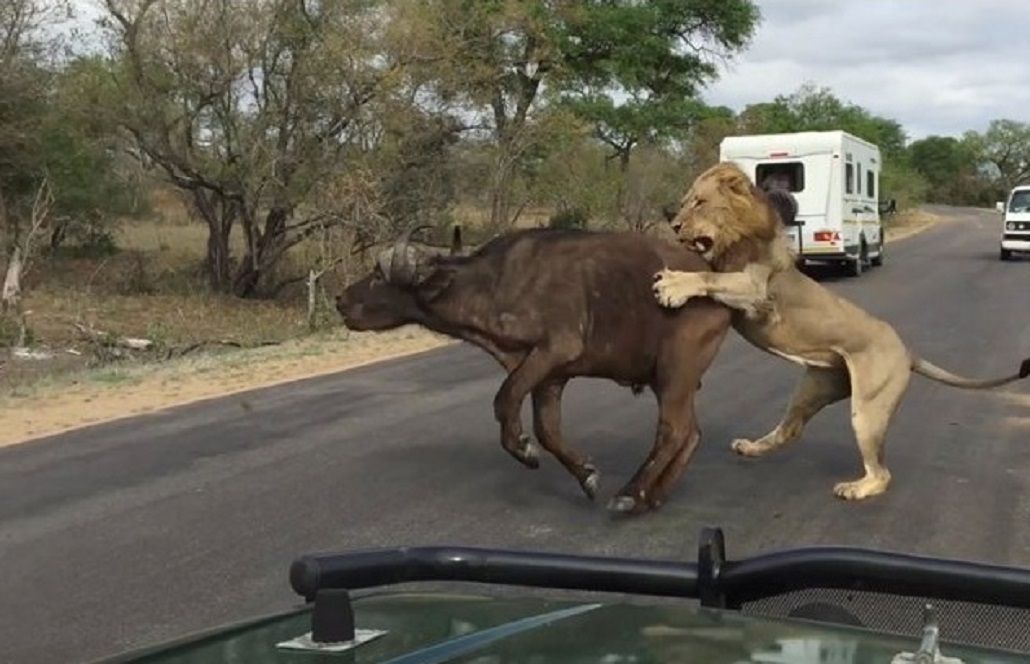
[814,231,841,243]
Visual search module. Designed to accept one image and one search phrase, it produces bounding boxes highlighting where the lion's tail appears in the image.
[911,356,1030,390]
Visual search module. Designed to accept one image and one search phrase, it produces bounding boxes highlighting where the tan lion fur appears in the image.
[653,162,1030,501]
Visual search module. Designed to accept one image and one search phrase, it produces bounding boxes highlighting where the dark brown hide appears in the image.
[337,229,731,514]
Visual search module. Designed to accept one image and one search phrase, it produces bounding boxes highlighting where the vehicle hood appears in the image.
[1005,212,1030,223]
[96,592,1027,663]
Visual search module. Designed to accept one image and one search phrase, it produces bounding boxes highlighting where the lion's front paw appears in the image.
[653,269,705,309]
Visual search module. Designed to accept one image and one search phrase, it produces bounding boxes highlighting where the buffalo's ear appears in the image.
[415,264,457,302]
[450,225,463,255]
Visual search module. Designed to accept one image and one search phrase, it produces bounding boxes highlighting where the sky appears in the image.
[703,0,1030,140]
[65,0,1028,142]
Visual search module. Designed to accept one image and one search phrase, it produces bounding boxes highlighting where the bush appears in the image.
[547,207,589,230]
[53,214,120,258]
[881,161,929,211]
[0,312,31,348]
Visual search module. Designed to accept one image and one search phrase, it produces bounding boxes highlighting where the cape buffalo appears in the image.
[337,226,730,513]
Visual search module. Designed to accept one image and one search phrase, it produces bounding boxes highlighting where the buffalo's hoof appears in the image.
[606,495,639,514]
[579,465,600,500]
[512,434,540,469]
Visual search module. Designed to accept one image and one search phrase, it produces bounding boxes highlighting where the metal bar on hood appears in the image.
[291,528,1030,613]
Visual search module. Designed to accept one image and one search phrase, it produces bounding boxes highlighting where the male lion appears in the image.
[652,162,1030,501]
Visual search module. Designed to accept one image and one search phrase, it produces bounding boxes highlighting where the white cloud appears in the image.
[704,0,1030,140]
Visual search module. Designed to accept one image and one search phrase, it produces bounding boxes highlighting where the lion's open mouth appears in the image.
[689,236,714,254]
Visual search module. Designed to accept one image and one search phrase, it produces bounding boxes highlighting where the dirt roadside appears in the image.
[0,209,944,448]
[0,327,452,447]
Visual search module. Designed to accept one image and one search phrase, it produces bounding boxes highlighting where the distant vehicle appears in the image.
[996,185,1030,260]
[96,528,1030,663]
[721,130,883,276]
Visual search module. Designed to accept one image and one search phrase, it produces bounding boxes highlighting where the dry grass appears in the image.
[1,188,464,444]
[3,190,329,396]
[884,208,941,243]
[452,203,554,230]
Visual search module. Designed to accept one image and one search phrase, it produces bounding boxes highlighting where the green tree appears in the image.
[740,84,926,208]
[684,106,736,172]
[964,119,1030,191]
[41,56,142,250]
[0,0,54,241]
[420,0,759,228]
[418,0,564,229]
[907,135,986,205]
[558,1,759,218]
[742,84,906,158]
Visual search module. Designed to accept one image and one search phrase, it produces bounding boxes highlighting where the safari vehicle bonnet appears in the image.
[721,130,884,276]
[997,184,1030,260]
[95,528,1030,663]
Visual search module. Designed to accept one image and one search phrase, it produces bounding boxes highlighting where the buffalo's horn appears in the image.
[381,225,444,284]
[405,224,435,243]
[389,235,413,284]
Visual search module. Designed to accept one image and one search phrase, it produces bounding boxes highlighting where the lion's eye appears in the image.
[692,198,705,208]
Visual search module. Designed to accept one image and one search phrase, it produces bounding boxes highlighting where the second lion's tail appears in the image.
[911,356,1030,390]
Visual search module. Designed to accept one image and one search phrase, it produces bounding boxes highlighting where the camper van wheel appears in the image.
[846,243,867,277]
[870,242,884,267]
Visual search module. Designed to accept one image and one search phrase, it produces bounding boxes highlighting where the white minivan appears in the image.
[997,185,1030,260]
[720,130,883,276]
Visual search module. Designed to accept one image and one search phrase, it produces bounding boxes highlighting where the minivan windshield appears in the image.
[1009,190,1030,213]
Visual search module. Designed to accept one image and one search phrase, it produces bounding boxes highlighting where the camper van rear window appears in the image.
[756,162,805,193]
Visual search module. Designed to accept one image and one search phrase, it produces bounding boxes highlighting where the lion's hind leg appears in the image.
[733,366,851,457]
[833,346,911,500]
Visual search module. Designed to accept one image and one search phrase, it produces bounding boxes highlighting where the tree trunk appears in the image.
[193,191,235,293]
[306,268,318,331]
[206,221,232,292]
[2,246,22,311]
[233,206,289,298]
[616,149,633,226]
[49,221,68,250]
[489,153,515,229]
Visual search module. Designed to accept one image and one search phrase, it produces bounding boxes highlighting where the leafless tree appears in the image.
[100,0,428,296]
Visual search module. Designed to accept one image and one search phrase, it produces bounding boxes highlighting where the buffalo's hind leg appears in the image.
[648,418,701,510]
[532,380,600,500]
[609,302,729,514]
[608,389,699,515]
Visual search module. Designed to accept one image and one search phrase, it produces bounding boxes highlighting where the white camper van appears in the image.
[997,185,1030,260]
[719,130,883,276]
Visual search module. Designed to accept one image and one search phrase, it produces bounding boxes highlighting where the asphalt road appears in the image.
[3,207,1030,663]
